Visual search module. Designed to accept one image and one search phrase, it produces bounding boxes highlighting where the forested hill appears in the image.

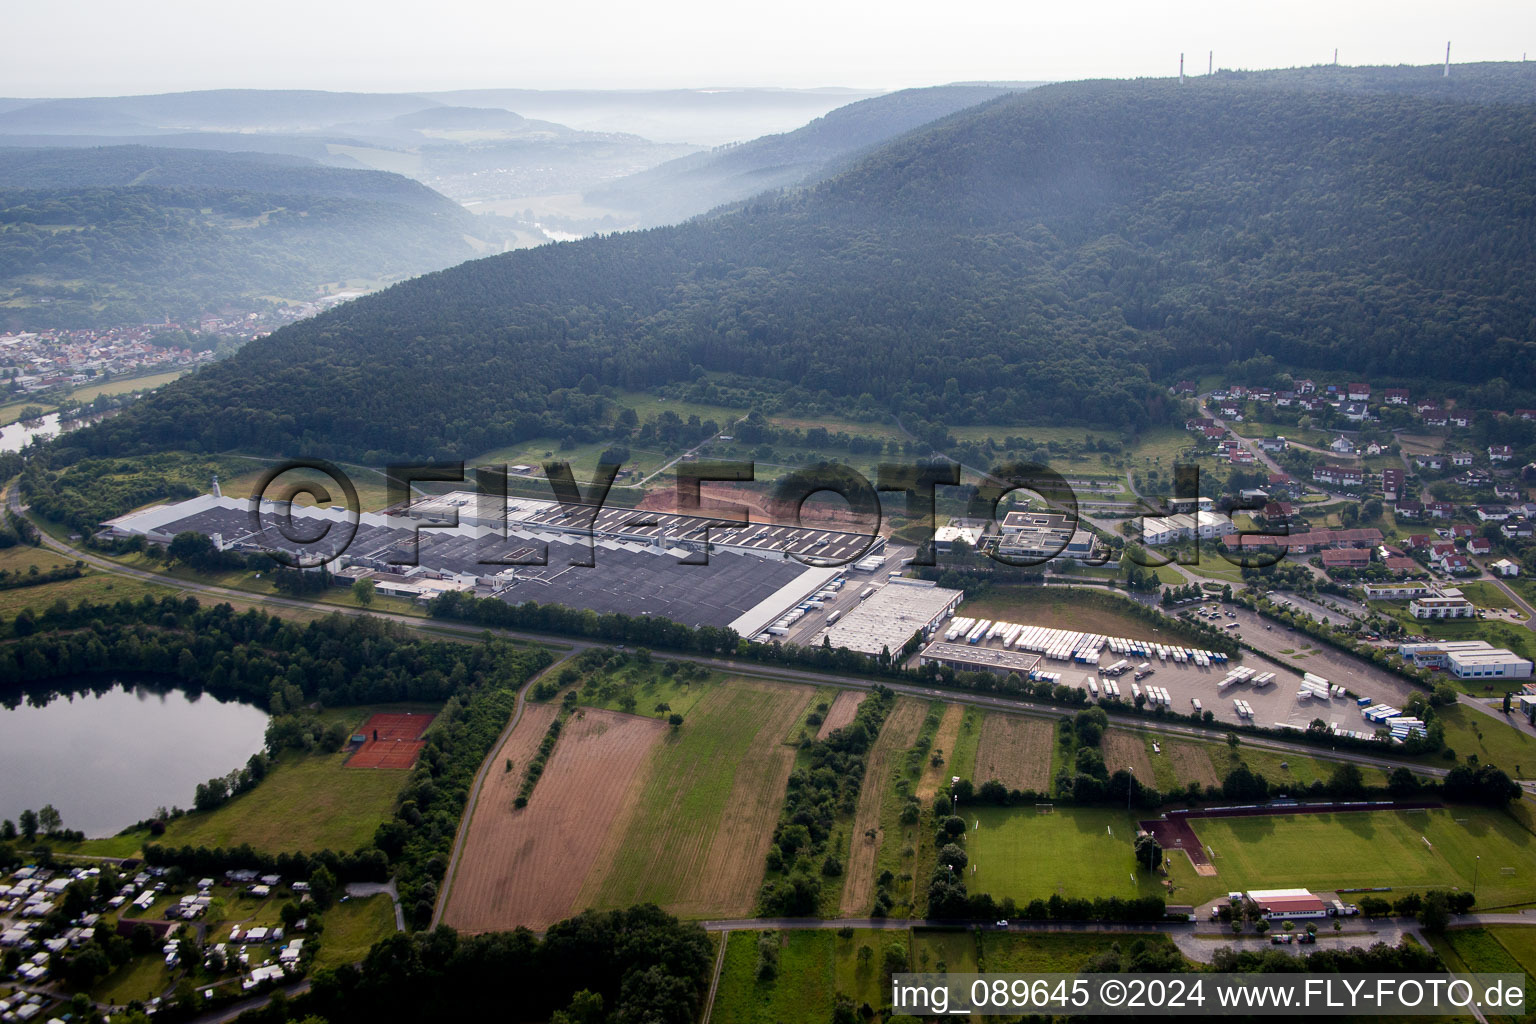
[587,84,1025,227]
[0,146,503,330]
[65,67,1536,465]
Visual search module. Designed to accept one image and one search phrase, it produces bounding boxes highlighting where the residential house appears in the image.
[1477,505,1513,522]
[1491,558,1521,577]
[1173,381,1198,395]
[1427,501,1456,519]
[1257,436,1288,453]
[1405,533,1433,549]
[1450,411,1474,428]
[1414,399,1441,415]
[1440,553,1473,574]
[1384,556,1424,575]
[1341,401,1370,421]
[1296,379,1315,394]
[1382,468,1405,501]
[1321,547,1372,570]
[1450,523,1476,539]
[1414,454,1445,471]
[1502,519,1534,540]
[1450,451,1474,467]
[1383,388,1410,406]
[1515,410,1536,422]
[1468,536,1492,556]
[1347,383,1371,401]
[1314,464,1363,487]
[1489,444,1514,462]
[1423,411,1449,428]
[1395,501,1425,519]
[1329,436,1356,454]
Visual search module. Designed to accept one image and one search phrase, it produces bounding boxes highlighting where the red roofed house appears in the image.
[1321,547,1372,570]
[1382,468,1405,500]
[1383,388,1410,405]
[1314,464,1363,487]
[1468,536,1492,556]
[1406,534,1432,549]
[1490,445,1514,462]
[1385,557,1422,575]
[1247,889,1330,920]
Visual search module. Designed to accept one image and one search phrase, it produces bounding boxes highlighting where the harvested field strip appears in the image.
[974,714,1053,793]
[839,697,926,917]
[1161,741,1220,790]
[440,706,664,932]
[1102,728,1155,781]
[816,690,866,740]
[582,682,814,919]
[914,703,965,800]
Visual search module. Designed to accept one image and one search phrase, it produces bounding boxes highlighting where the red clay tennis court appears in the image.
[348,712,436,769]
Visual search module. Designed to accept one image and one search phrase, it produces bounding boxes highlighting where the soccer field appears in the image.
[969,806,1185,904]
[1192,807,1536,909]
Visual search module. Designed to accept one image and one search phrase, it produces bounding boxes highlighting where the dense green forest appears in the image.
[59,68,1536,464]
[0,146,503,329]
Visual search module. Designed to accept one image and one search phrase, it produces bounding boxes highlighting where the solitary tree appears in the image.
[17,809,37,841]
[668,713,684,731]
[352,578,375,606]
[1134,832,1163,871]
[37,805,60,834]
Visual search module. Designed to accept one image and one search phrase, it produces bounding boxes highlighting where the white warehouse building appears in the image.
[1397,640,1533,680]
[1141,511,1236,546]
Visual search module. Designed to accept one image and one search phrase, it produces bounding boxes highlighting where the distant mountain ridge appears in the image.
[0,145,506,330]
[587,84,1030,227]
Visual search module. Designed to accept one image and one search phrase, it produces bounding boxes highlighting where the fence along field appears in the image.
[839,697,927,917]
[580,680,815,918]
[974,713,1053,792]
[441,705,666,932]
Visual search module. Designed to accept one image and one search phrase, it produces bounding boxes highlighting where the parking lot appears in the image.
[939,602,1413,734]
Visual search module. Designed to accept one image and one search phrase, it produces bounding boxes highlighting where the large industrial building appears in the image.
[98,492,883,634]
[995,510,1099,563]
[1397,640,1534,679]
[815,578,963,656]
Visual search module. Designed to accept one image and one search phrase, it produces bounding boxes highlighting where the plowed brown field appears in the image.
[440,706,664,932]
[974,714,1053,793]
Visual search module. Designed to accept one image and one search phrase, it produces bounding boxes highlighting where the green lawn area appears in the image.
[0,571,170,618]
[1457,581,1517,610]
[1427,705,1536,778]
[1193,807,1536,909]
[575,662,720,721]
[93,953,175,1006]
[969,806,1194,905]
[1429,927,1535,1024]
[1198,739,1391,789]
[949,705,983,782]
[713,930,840,1024]
[312,894,399,971]
[154,748,409,853]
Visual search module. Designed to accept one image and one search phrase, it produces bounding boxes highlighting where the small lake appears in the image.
[0,412,64,453]
[0,682,270,838]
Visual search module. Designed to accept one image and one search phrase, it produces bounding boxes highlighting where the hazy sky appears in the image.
[4,0,1534,96]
